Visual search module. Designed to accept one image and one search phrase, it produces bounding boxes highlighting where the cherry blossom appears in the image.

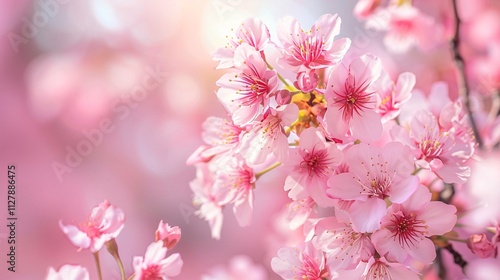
[190,163,224,239]
[238,106,298,164]
[391,110,472,184]
[155,221,181,250]
[284,128,343,207]
[132,241,183,280]
[59,200,125,252]
[216,43,278,126]
[271,243,329,280]
[467,233,498,258]
[322,54,383,142]
[213,17,271,69]
[212,155,256,226]
[375,70,415,123]
[327,142,418,232]
[366,4,442,53]
[312,217,374,271]
[371,185,457,264]
[277,13,351,70]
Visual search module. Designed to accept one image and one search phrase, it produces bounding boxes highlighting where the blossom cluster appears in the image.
[187,3,500,278]
[47,200,183,280]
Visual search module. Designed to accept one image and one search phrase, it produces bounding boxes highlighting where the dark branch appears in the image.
[450,0,484,148]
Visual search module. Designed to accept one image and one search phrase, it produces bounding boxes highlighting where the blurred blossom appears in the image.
[467,233,498,258]
[155,220,181,250]
[59,200,125,252]
[45,264,90,280]
[132,241,183,280]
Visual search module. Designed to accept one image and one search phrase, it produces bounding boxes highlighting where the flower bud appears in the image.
[275,89,292,106]
[294,70,319,93]
[155,220,181,249]
[467,233,497,258]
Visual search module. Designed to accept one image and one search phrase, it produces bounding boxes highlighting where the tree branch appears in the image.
[451,0,484,148]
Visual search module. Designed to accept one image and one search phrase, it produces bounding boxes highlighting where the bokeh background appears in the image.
[0,1,359,279]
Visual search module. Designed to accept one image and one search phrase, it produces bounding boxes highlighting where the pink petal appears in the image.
[58,222,91,250]
[350,110,383,142]
[389,175,419,204]
[407,237,436,264]
[420,201,457,236]
[327,173,364,200]
[233,191,254,227]
[160,253,183,277]
[348,54,382,86]
[348,199,386,232]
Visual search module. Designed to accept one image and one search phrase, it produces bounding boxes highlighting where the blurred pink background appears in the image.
[0,1,360,279]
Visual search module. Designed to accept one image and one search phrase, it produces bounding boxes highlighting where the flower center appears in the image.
[333,79,373,121]
[299,146,332,179]
[420,139,443,159]
[292,35,323,66]
[80,222,102,239]
[389,212,428,249]
[141,264,162,280]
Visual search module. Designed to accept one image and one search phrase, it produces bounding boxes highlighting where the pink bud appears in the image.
[294,70,319,93]
[275,89,292,106]
[155,220,181,249]
[467,233,497,258]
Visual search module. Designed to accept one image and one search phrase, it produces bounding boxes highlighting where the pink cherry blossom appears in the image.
[294,70,319,93]
[271,243,328,280]
[322,54,383,142]
[155,221,181,250]
[132,241,183,280]
[238,106,298,164]
[375,71,415,123]
[313,217,374,271]
[366,5,442,53]
[45,265,89,280]
[200,116,244,159]
[354,0,382,19]
[277,14,351,70]
[59,200,125,252]
[391,110,471,184]
[327,142,419,232]
[212,155,256,226]
[284,128,343,207]
[216,43,278,126]
[213,17,271,69]
[467,233,498,258]
[285,196,316,230]
[201,255,267,280]
[190,163,224,239]
[371,185,457,264]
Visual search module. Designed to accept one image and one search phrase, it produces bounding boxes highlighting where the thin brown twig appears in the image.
[450,0,484,148]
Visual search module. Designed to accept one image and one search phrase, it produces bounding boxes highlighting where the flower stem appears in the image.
[255,162,282,179]
[263,56,292,89]
[116,257,126,280]
[106,239,126,280]
[93,252,103,280]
